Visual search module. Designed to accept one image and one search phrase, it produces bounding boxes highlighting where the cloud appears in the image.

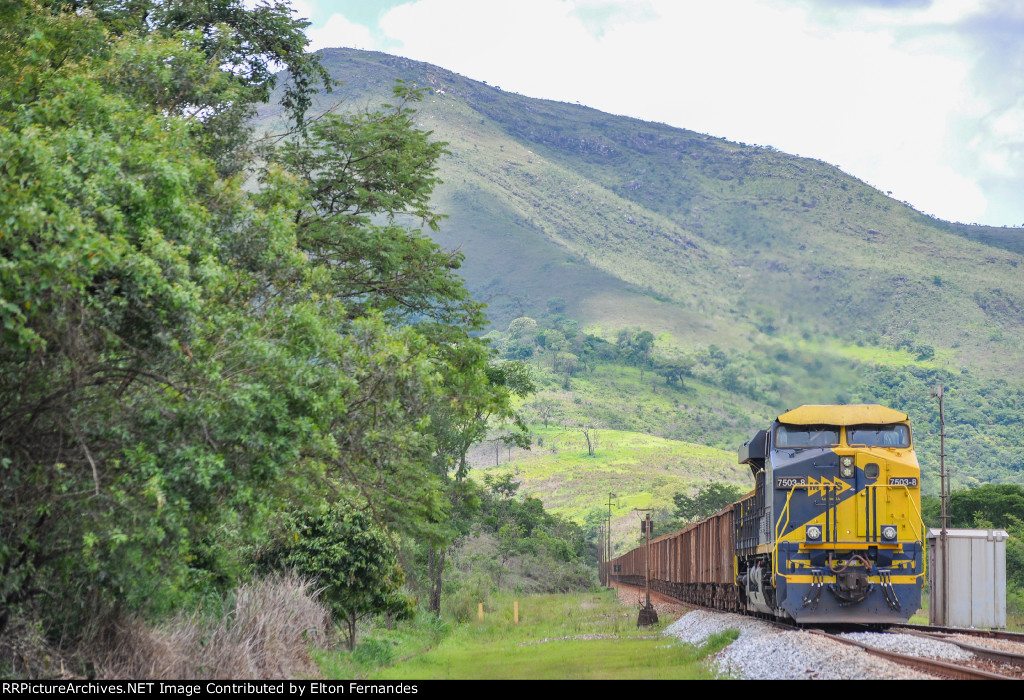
[305,13,376,52]
[379,0,599,92]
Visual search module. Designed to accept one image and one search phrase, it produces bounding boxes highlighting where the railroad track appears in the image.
[897,623,1024,643]
[759,618,1024,679]
[617,583,1024,679]
[810,628,1021,680]
[895,626,1024,677]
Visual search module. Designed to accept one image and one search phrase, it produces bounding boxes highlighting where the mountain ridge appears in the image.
[269,48,1024,379]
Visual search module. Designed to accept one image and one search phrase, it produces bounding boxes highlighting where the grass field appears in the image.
[316,590,735,680]
[469,425,746,552]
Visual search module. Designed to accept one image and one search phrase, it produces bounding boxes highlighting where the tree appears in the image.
[54,0,331,174]
[476,477,590,590]
[532,398,558,428]
[254,504,414,651]
[0,4,333,632]
[540,328,567,371]
[950,484,1024,528]
[506,316,538,340]
[483,472,521,502]
[0,0,527,663]
[423,354,534,613]
[265,83,482,329]
[674,482,748,523]
[581,426,597,457]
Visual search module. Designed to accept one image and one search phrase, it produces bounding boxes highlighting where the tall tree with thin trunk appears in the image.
[424,354,534,614]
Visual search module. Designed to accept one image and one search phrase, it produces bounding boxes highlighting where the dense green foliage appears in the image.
[479,473,589,575]
[673,482,749,524]
[0,2,527,665]
[0,0,346,637]
[850,365,1024,487]
[638,482,750,539]
[946,485,1024,526]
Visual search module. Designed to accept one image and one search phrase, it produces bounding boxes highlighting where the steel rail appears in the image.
[895,628,1024,667]
[896,623,1024,643]
[807,629,1018,680]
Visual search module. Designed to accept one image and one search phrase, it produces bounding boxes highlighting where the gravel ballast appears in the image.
[664,610,941,680]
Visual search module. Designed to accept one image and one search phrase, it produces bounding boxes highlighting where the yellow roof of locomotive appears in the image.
[777,404,908,426]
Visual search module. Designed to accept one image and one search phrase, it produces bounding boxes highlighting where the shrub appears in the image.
[253,504,415,651]
[352,638,396,668]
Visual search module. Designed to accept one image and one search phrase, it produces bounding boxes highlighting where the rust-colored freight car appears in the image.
[611,504,741,612]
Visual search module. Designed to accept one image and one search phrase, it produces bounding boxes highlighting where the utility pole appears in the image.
[606,492,616,587]
[931,383,949,625]
[645,513,651,610]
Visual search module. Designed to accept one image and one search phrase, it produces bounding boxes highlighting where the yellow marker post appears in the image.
[478,602,483,621]
[514,600,519,624]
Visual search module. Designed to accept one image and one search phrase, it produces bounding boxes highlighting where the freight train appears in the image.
[608,405,925,624]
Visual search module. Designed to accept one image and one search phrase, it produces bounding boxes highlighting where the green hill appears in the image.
[278,50,1024,375]
[256,48,1024,495]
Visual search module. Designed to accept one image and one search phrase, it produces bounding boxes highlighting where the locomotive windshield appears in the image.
[775,423,840,448]
[846,423,910,448]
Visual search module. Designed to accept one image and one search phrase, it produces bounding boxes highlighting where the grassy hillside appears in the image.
[471,425,745,554]
[288,49,1024,379]
[256,48,1024,493]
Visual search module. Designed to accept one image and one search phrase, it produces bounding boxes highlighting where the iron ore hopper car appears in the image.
[610,404,925,624]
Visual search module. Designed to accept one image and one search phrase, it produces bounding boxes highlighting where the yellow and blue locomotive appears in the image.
[736,404,924,623]
[609,404,925,625]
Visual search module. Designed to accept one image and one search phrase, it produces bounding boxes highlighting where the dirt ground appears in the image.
[610,581,691,622]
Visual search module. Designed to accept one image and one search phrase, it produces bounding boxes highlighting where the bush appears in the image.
[352,638,396,667]
[253,503,414,651]
[443,571,494,623]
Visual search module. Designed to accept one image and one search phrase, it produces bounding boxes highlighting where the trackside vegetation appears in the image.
[318,591,735,680]
[0,0,534,677]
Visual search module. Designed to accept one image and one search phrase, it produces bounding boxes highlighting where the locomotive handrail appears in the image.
[892,484,927,580]
[895,483,926,545]
[772,485,802,586]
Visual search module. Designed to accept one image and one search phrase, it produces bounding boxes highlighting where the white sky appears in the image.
[284,0,1024,228]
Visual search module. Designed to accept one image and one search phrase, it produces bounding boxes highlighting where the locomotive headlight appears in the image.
[840,455,855,478]
[806,525,822,541]
[881,525,898,541]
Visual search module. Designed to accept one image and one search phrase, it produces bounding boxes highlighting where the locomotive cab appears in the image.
[737,405,924,624]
